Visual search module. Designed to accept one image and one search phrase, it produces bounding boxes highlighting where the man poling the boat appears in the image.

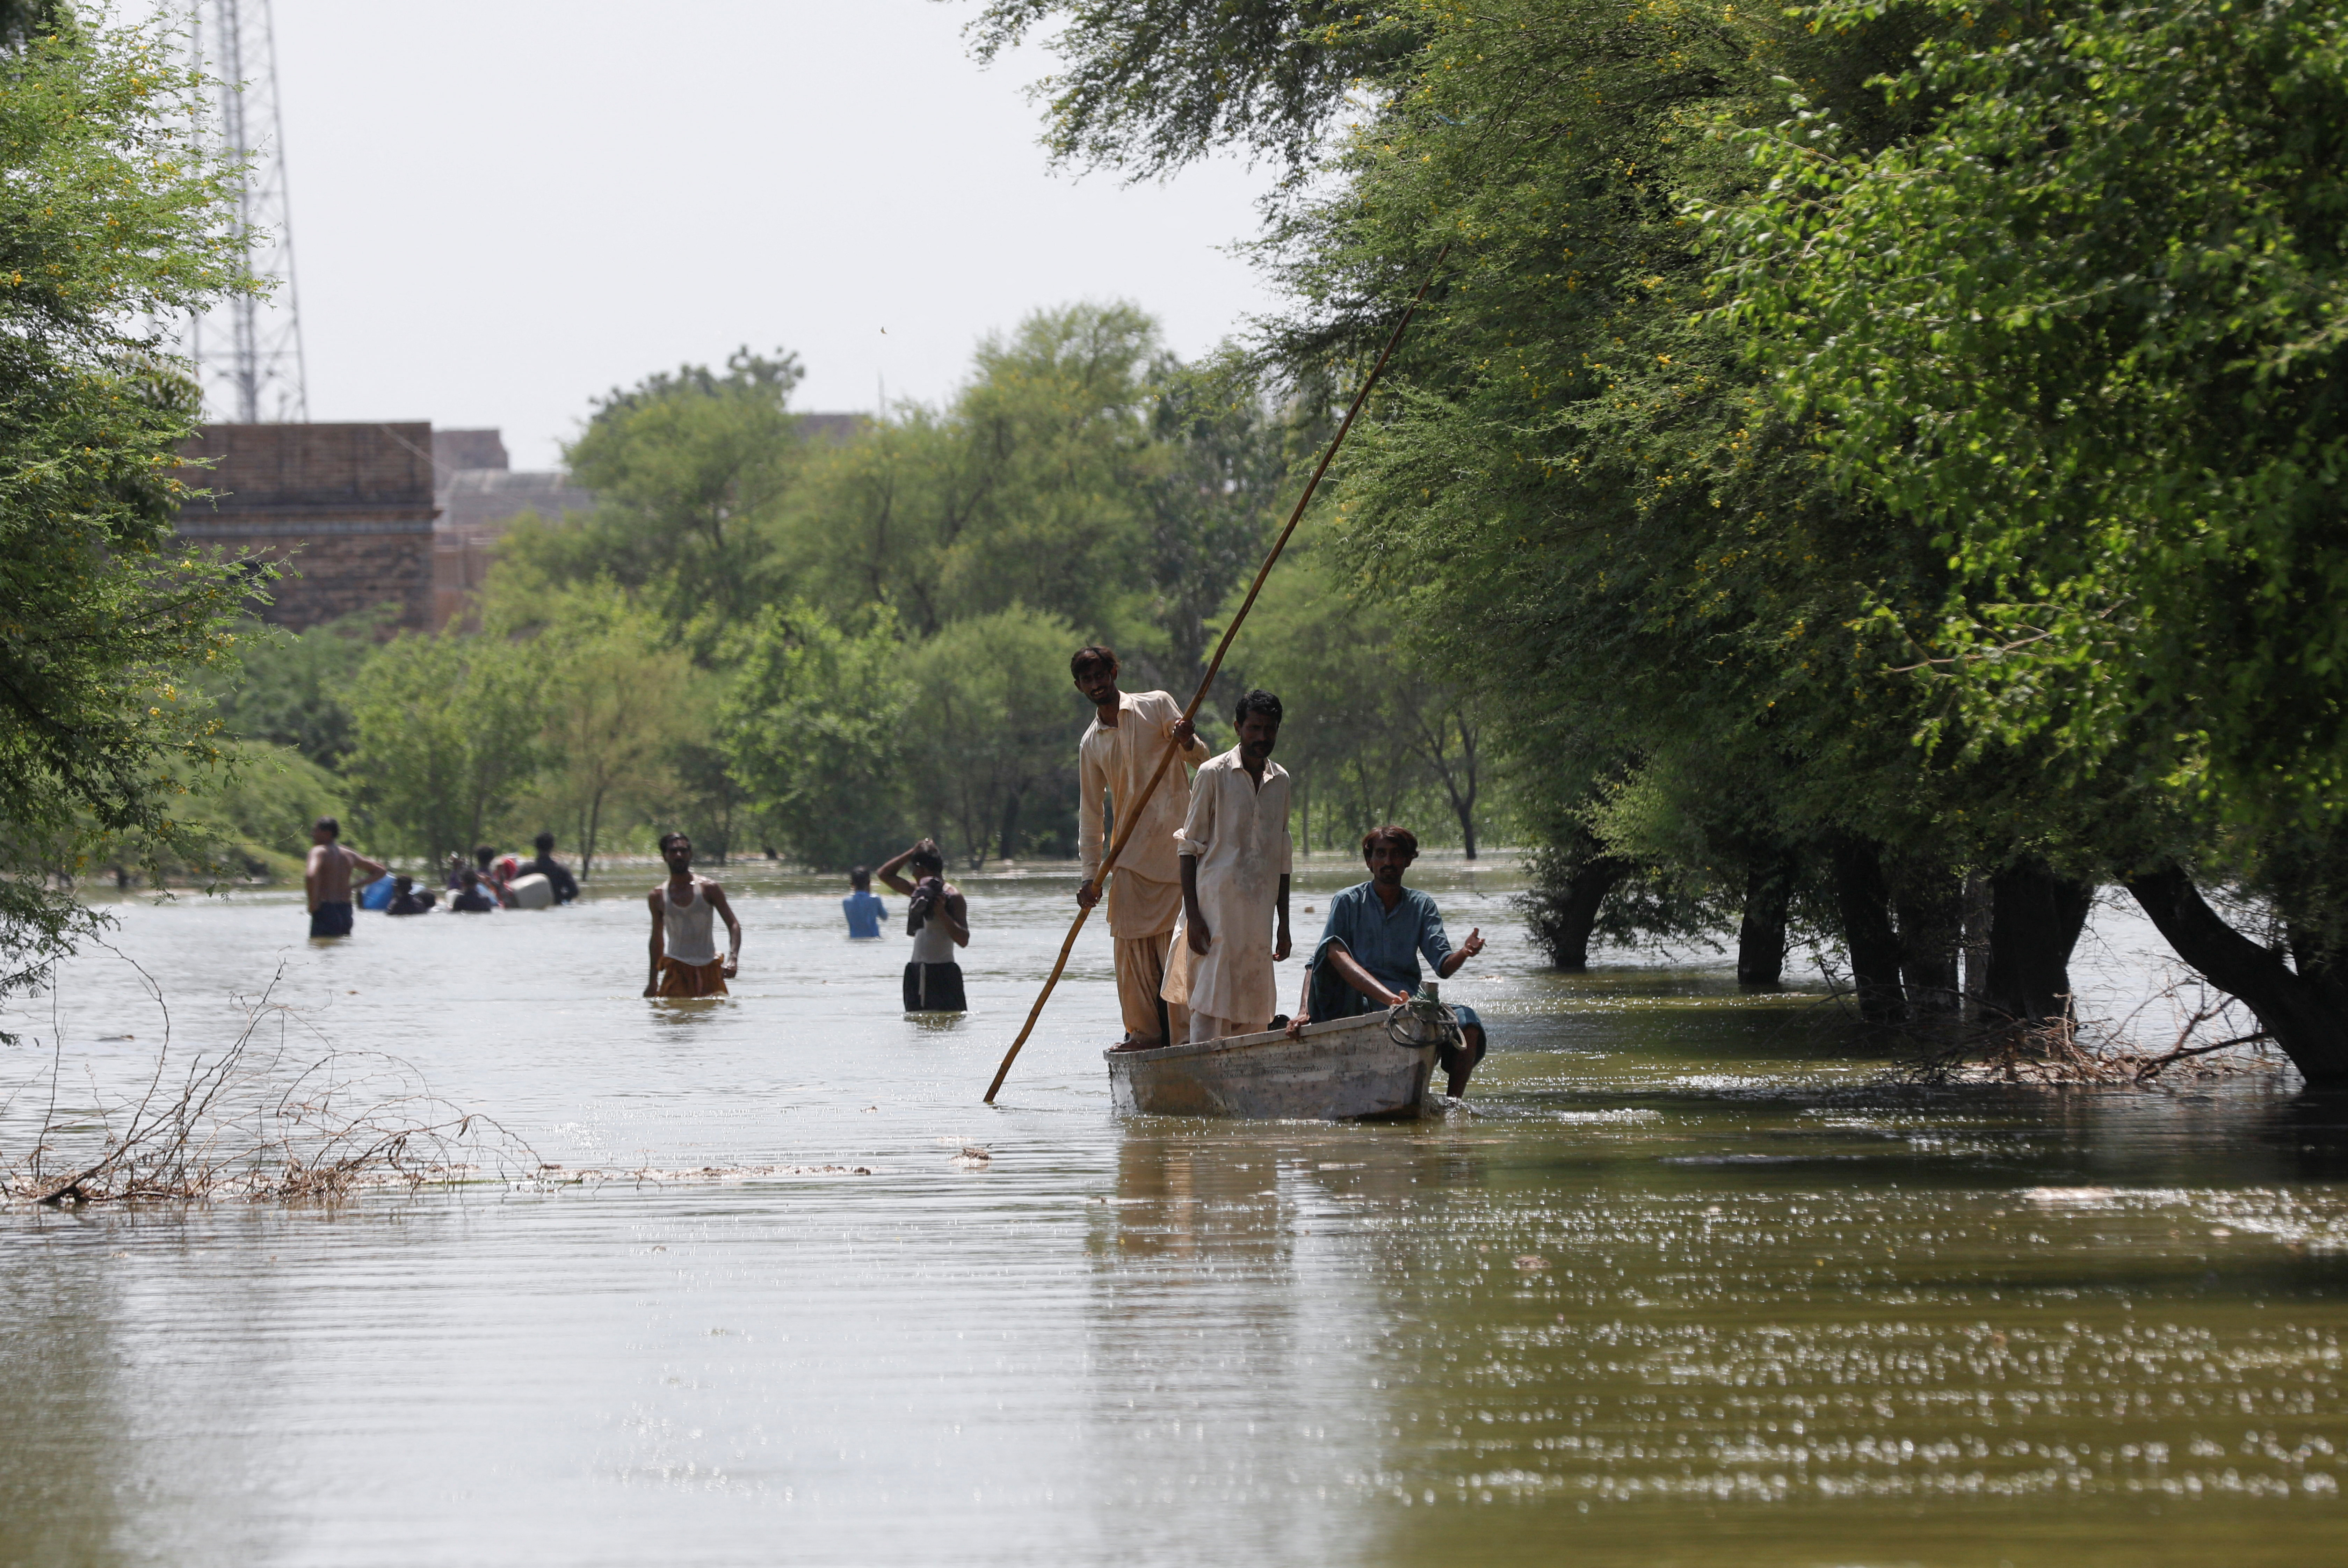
[1285,825,1490,1098]
[1072,643,1213,1050]
[1162,689,1293,1043]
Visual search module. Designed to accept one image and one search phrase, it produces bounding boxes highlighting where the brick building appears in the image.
[428,428,597,630]
[173,422,439,632]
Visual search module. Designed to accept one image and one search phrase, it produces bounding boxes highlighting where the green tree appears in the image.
[1723,0,2348,1075]
[342,633,549,862]
[904,608,1082,867]
[504,348,809,649]
[206,608,393,768]
[777,303,1168,644]
[499,583,695,877]
[0,12,260,997]
[721,605,915,870]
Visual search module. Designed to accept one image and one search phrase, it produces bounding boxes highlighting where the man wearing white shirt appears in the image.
[1163,689,1294,1043]
[1073,644,1213,1049]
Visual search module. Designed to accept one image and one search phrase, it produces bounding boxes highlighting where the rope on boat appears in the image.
[1386,993,1463,1052]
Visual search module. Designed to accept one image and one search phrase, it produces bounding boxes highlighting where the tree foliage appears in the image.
[0,12,261,997]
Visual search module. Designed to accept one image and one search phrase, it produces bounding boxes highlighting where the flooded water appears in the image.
[2,858,2342,1567]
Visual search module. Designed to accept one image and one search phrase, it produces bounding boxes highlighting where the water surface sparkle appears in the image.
[2,861,2341,1566]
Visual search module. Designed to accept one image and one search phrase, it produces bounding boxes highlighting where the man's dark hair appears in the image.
[394,874,413,890]
[535,831,555,853]
[907,838,944,875]
[1362,824,1420,861]
[658,831,690,855]
[850,865,871,889]
[1070,644,1119,679]
[313,816,339,839]
[460,869,479,885]
[474,844,495,868]
[1233,688,1283,727]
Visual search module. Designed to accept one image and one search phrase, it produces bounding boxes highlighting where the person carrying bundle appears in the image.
[1162,690,1293,1043]
[879,839,968,1012]
[1071,644,1212,1050]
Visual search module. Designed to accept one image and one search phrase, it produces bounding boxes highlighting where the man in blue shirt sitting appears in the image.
[1286,825,1490,1097]
[842,866,888,940]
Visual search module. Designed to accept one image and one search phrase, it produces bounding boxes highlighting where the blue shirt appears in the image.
[843,890,888,940]
[1311,881,1454,997]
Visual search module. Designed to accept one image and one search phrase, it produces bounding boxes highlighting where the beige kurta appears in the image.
[1077,690,1212,936]
[1161,748,1293,1032]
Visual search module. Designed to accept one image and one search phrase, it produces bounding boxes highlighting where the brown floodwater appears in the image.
[1,858,2341,1567]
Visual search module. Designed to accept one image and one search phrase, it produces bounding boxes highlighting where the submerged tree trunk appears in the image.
[1526,855,1631,971]
[1736,855,1796,987]
[2124,862,2348,1087]
[1894,864,1964,1015]
[1981,861,2095,1025]
[1831,839,1906,1023]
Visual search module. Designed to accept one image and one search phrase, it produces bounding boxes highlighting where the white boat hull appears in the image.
[1106,1011,1441,1121]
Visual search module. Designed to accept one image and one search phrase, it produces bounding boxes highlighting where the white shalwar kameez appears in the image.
[1077,690,1214,1043]
[1162,747,1292,1042]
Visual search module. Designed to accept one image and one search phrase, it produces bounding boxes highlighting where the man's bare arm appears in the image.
[1436,928,1485,979]
[940,888,971,948]
[706,883,744,976]
[643,893,665,996]
[304,846,323,912]
[875,845,919,897]
[1274,874,1291,962]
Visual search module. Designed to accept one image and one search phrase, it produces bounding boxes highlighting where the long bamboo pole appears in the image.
[983,248,1450,1103]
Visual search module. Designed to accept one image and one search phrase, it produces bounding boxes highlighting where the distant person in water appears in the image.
[386,875,437,915]
[645,832,741,998]
[878,839,968,1012]
[1162,690,1292,1043]
[305,817,386,939]
[443,851,468,891]
[474,844,518,908]
[450,870,498,913]
[528,832,580,904]
[1287,825,1489,1097]
[842,866,887,940]
[1071,643,1211,1051]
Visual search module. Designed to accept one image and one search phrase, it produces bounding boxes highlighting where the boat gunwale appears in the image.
[1101,1011,1412,1068]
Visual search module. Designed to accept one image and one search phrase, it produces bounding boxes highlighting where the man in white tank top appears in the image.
[878,838,969,1012]
[644,832,741,998]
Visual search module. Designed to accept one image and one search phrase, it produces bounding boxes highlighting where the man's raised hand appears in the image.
[1461,928,1485,959]
[1170,715,1196,751]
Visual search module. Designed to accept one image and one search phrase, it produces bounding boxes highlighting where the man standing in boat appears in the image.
[1072,644,1212,1049]
[1286,825,1490,1096]
[1163,689,1293,1042]
[644,832,741,997]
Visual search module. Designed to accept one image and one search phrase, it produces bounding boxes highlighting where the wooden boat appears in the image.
[1107,1006,1452,1121]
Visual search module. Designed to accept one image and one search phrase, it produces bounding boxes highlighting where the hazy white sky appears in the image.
[215,0,1280,466]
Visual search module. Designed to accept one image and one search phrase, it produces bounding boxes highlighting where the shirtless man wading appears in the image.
[644,832,742,998]
[305,817,386,939]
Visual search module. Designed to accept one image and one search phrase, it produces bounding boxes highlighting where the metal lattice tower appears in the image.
[189,0,309,423]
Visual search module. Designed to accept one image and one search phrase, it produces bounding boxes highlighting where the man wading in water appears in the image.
[644,832,741,998]
[305,817,385,940]
[1072,643,1210,1050]
[879,839,969,1012]
[1163,690,1293,1042]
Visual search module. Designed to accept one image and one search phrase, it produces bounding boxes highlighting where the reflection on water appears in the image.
[0,860,2342,1566]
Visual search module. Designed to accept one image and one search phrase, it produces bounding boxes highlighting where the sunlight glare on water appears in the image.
[1,858,2342,1567]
